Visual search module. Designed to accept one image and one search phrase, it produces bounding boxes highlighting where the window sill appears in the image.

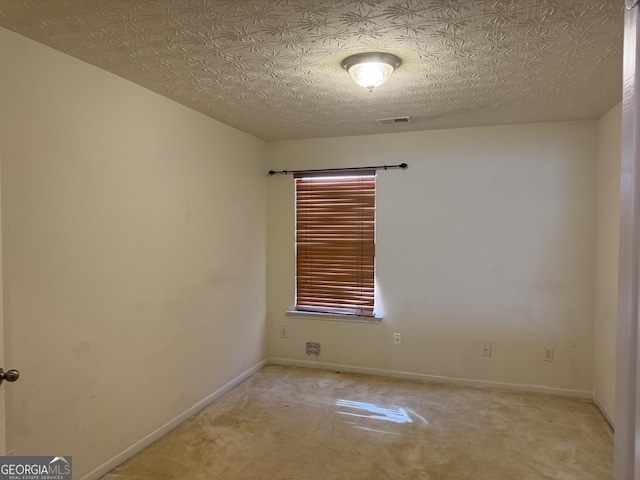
[286,310,382,324]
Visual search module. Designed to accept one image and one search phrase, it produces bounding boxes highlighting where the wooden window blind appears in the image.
[295,171,376,316]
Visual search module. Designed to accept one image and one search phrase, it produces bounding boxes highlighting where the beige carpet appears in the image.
[102,365,613,479]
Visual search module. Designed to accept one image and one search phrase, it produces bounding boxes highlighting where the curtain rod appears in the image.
[268,163,408,176]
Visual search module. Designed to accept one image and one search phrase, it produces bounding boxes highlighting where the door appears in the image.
[0,142,4,455]
[0,141,5,455]
[0,141,17,455]
[616,1,640,479]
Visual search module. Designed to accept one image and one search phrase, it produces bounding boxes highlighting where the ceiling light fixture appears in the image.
[342,52,401,92]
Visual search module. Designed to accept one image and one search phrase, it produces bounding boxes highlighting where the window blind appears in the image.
[295,171,376,316]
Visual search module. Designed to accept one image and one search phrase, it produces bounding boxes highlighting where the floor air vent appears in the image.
[375,116,412,126]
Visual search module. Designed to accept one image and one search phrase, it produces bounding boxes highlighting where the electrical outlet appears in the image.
[280,325,288,338]
[543,347,554,362]
[393,333,401,345]
[481,343,492,357]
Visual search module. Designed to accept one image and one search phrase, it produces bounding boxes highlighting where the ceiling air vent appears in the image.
[375,116,412,126]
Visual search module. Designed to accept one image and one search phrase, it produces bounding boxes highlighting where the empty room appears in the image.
[0,1,632,479]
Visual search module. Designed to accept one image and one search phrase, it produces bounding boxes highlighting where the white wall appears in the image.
[593,102,622,425]
[267,121,597,394]
[0,27,267,478]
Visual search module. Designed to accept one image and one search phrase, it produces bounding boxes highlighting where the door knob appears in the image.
[0,368,19,385]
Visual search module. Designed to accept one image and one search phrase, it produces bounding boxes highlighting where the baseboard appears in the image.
[593,392,615,429]
[79,358,268,480]
[268,357,593,399]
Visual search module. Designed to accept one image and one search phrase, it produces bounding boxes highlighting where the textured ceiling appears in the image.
[0,0,624,142]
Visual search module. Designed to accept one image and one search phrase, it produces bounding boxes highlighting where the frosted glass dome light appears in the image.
[342,53,401,92]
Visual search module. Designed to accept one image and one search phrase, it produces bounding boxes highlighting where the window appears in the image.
[294,171,376,317]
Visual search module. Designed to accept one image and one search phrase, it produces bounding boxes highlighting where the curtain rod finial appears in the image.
[400,163,408,169]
